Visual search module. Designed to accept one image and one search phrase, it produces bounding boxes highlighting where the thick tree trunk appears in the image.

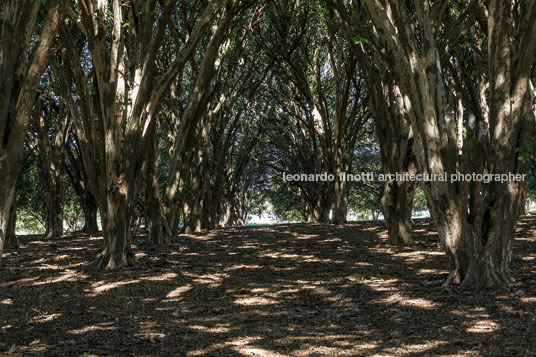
[183,196,203,233]
[331,180,348,224]
[87,195,135,270]
[382,180,415,245]
[82,199,99,234]
[304,190,331,223]
[369,73,416,245]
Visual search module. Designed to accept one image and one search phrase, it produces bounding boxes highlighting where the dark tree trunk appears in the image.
[82,199,99,234]
[145,125,165,245]
[382,180,415,245]
[5,198,18,249]
[87,195,135,270]
[331,179,348,224]
[0,188,16,266]
[45,177,63,238]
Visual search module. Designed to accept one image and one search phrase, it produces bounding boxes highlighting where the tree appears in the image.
[328,0,418,244]
[159,0,266,235]
[63,0,181,268]
[331,0,536,286]
[259,0,369,224]
[0,0,62,266]
[34,91,72,238]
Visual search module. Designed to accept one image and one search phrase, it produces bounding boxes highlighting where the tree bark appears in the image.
[35,100,71,238]
[382,180,415,245]
[87,195,135,270]
[5,197,17,249]
[82,201,99,234]
[331,180,348,224]
[0,187,16,266]
[329,0,418,241]
[144,124,165,245]
[373,80,416,245]
[0,0,62,266]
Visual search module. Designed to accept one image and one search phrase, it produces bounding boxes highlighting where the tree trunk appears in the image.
[5,197,18,249]
[147,199,164,245]
[162,208,179,242]
[368,68,416,245]
[82,199,99,234]
[183,191,203,233]
[382,180,415,245]
[87,194,135,270]
[0,0,62,267]
[41,148,64,238]
[0,187,16,266]
[331,179,348,224]
[35,96,71,238]
[304,190,330,223]
[44,189,63,238]
[145,127,165,245]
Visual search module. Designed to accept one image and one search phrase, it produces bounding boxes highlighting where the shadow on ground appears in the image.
[1,217,535,356]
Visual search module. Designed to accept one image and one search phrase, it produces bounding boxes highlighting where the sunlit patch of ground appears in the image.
[0,217,535,355]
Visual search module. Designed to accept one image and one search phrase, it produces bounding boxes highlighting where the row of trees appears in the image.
[1,0,536,287]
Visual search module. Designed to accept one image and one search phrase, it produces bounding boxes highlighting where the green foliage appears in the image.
[15,161,46,234]
[266,181,305,222]
[348,140,383,219]
[63,177,85,232]
[412,186,428,214]
[516,135,536,163]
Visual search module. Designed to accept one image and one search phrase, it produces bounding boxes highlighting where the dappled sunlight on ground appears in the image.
[0,217,535,355]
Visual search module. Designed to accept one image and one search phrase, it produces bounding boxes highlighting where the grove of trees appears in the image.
[1,0,536,288]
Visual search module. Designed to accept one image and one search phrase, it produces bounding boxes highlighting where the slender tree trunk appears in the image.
[145,139,165,244]
[0,187,16,266]
[35,96,71,238]
[147,197,164,245]
[5,197,17,249]
[183,174,204,233]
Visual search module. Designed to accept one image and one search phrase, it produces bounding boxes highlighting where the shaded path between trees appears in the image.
[1,217,536,356]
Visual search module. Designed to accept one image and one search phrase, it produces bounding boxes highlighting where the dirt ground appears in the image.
[1,217,535,356]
